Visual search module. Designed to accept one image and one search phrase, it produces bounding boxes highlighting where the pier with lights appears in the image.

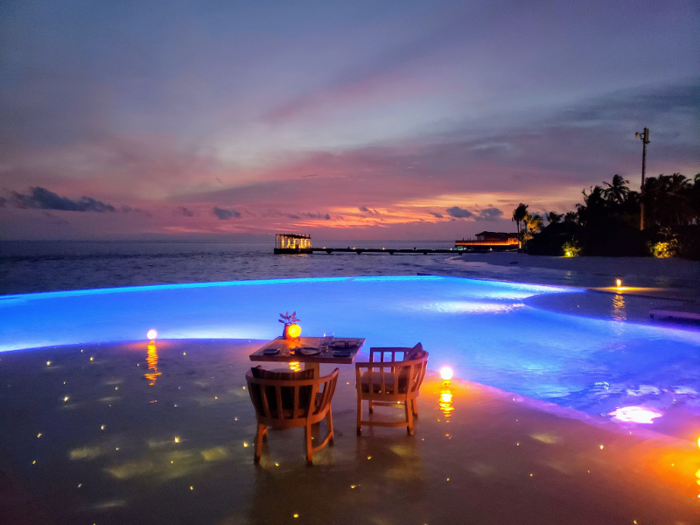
[274,231,520,255]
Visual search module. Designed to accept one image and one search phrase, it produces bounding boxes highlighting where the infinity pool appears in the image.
[2,276,699,424]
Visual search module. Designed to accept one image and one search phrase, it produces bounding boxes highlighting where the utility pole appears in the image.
[635,127,650,231]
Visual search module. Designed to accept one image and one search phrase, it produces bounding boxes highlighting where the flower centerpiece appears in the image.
[279,311,301,340]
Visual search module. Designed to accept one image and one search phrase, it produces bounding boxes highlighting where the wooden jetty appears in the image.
[309,247,457,255]
[274,232,520,255]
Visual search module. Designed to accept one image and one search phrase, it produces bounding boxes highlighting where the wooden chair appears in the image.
[245,367,339,465]
[355,343,428,436]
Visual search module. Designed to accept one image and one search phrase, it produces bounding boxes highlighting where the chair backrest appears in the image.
[369,343,425,365]
[246,368,339,423]
[356,350,428,396]
[369,347,406,363]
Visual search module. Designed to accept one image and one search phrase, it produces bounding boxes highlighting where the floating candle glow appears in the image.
[147,329,158,340]
[440,367,453,381]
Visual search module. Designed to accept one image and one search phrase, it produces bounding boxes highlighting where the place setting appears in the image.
[252,321,366,364]
[298,346,321,356]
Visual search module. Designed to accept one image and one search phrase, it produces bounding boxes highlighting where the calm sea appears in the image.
[0,240,461,295]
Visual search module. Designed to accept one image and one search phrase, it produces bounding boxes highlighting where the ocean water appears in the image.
[0,240,462,295]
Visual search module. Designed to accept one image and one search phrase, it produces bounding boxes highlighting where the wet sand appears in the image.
[1,340,697,525]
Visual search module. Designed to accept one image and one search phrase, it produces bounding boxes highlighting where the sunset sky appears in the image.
[1,0,698,240]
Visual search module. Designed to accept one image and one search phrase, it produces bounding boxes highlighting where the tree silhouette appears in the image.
[644,173,693,227]
[545,211,562,224]
[522,213,543,243]
[564,211,578,223]
[511,203,528,251]
[514,173,698,258]
[602,174,630,204]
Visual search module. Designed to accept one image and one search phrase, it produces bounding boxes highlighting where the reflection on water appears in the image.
[145,341,162,386]
[612,294,626,322]
[439,384,454,419]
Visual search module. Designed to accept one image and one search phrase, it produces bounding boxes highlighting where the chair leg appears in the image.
[254,423,266,464]
[326,407,335,445]
[305,423,314,465]
[356,396,362,436]
[405,401,414,436]
[369,400,374,414]
[412,398,418,418]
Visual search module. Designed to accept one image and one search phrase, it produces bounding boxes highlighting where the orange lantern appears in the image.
[280,311,301,340]
[284,323,301,340]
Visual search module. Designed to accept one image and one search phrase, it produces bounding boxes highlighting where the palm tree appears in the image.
[512,204,528,250]
[602,175,630,204]
[644,173,693,227]
[546,211,562,224]
[522,213,543,243]
[692,174,700,224]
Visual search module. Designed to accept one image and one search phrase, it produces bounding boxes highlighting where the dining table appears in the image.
[249,336,366,376]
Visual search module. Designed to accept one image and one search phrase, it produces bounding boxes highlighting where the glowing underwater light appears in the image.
[609,406,662,424]
[440,367,453,381]
[147,329,158,340]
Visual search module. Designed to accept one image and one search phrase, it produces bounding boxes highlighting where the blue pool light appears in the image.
[1,275,698,420]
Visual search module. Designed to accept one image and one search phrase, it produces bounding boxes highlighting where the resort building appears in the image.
[454,231,520,252]
[274,233,312,254]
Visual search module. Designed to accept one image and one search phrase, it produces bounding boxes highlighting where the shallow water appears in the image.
[1,340,695,525]
[2,276,699,430]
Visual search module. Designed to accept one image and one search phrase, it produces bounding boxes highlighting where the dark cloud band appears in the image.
[11,187,116,213]
[213,207,241,220]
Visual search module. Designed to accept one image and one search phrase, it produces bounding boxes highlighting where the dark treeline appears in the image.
[512,173,700,259]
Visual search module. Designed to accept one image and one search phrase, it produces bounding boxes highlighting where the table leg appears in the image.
[304,362,320,377]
